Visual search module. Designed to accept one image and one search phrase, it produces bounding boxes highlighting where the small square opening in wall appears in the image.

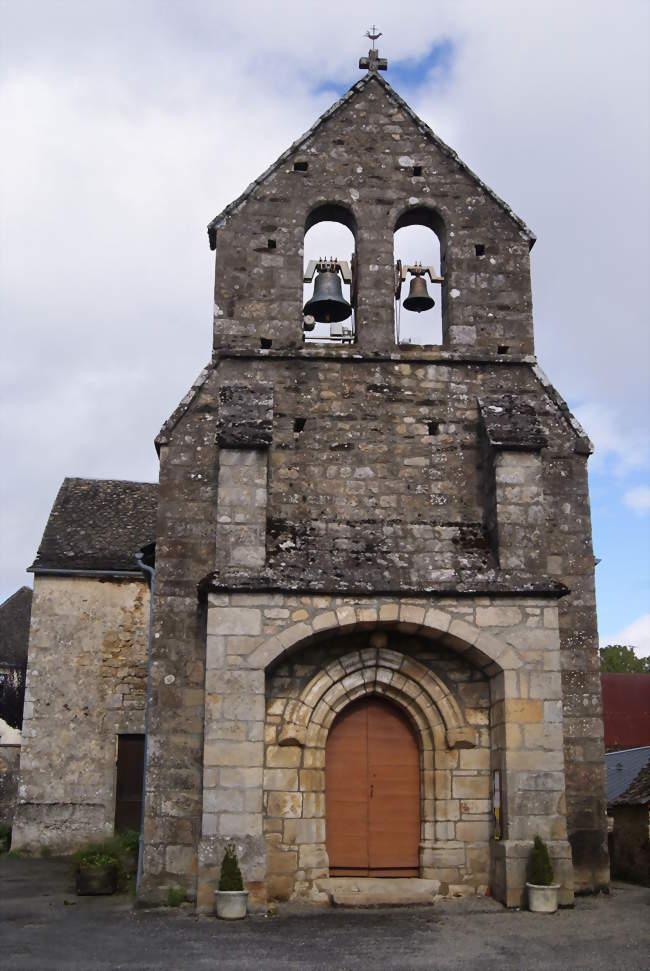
[293,161,308,172]
[428,420,440,436]
[497,345,509,355]
[413,165,423,177]
[260,338,273,349]
[475,243,486,256]
[294,417,306,434]
[267,239,276,250]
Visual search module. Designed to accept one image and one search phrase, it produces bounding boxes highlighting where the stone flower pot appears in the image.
[76,863,118,896]
[526,882,560,913]
[215,889,248,919]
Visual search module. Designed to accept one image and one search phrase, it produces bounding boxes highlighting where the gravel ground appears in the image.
[1,857,648,970]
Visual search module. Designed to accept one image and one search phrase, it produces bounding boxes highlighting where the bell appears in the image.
[303,268,352,323]
[403,274,435,313]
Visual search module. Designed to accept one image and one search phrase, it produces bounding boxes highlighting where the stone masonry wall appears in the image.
[197,591,573,910]
[12,575,149,851]
[0,744,20,828]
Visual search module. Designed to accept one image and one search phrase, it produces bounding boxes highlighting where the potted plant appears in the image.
[526,835,560,913]
[73,848,119,895]
[71,832,138,896]
[214,844,248,919]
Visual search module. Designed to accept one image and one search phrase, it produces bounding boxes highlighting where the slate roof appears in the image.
[0,586,32,667]
[612,760,650,807]
[29,478,158,575]
[606,746,650,804]
[206,70,535,247]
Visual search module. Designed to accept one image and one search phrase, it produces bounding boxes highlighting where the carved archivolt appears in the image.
[277,646,477,751]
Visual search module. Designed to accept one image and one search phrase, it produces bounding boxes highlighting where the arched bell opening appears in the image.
[303,203,357,345]
[393,206,447,347]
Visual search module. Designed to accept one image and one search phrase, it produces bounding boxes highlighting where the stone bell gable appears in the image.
[139,54,608,912]
[9,51,607,911]
[207,70,536,356]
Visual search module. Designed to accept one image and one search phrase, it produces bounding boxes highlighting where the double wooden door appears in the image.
[325,697,420,876]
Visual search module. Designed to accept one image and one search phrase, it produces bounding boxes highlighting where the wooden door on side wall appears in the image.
[326,697,420,876]
[115,734,145,832]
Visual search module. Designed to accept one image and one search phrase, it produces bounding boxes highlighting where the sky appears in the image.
[1,0,649,653]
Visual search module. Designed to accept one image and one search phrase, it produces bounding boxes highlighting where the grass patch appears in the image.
[167,884,185,907]
[0,823,11,854]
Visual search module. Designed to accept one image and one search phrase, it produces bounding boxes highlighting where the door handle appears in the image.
[370,784,374,798]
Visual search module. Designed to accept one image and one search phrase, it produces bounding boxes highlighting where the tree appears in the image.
[599,644,650,673]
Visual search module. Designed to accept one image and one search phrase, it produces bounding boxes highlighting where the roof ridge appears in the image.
[207,71,535,246]
[607,745,650,755]
[62,476,158,488]
[0,586,32,610]
[156,362,214,450]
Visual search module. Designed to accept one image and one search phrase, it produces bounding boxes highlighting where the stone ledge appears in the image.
[199,572,568,600]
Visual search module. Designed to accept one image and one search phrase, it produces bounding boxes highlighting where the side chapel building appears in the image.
[12,47,609,909]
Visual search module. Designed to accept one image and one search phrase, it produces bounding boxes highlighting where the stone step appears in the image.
[317,877,446,908]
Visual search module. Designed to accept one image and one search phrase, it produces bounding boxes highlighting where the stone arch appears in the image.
[304,201,358,235]
[277,646,477,751]
[247,601,513,674]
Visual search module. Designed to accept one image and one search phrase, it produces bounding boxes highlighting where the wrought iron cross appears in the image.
[359,25,388,73]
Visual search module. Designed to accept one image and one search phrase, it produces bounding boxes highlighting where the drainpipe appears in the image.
[134,549,155,895]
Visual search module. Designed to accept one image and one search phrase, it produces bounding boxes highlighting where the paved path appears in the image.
[1,858,648,970]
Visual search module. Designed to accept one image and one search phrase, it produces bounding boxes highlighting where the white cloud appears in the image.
[602,613,650,658]
[624,486,650,513]
[573,402,649,475]
[0,0,648,604]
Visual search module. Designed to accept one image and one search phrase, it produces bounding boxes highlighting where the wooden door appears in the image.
[115,734,145,832]
[326,697,420,876]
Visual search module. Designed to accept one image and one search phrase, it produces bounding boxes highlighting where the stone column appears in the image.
[489,608,574,907]
[479,394,548,572]
[215,450,268,570]
[197,597,266,910]
[492,451,545,571]
[196,382,273,910]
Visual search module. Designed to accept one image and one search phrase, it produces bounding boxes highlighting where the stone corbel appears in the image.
[277,724,306,747]
[216,383,273,449]
[446,727,477,750]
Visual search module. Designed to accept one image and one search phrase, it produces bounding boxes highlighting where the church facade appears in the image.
[13,53,609,909]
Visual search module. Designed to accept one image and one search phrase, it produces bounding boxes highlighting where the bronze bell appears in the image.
[303,268,352,323]
[403,273,435,313]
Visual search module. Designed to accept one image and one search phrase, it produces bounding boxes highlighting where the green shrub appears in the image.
[528,835,554,886]
[118,829,140,856]
[218,844,244,892]
[167,884,185,907]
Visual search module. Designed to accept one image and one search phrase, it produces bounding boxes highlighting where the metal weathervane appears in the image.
[360,25,388,72]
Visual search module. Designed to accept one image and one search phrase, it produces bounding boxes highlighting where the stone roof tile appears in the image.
[29,478,158,575]
[0,586,32,667]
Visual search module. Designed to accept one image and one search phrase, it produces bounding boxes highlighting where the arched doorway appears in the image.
[326,696,420,877]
